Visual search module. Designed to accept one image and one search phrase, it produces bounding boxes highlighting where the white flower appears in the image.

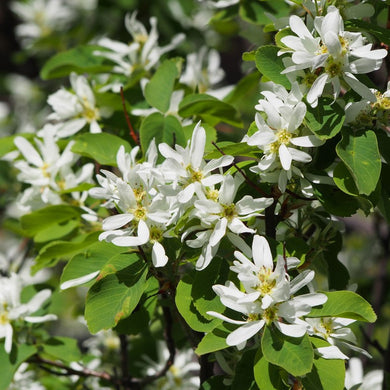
[186,175,272,270]
[306,316,371,359]
[159,121,234,204]
[207,236,327,349]
[47,73,102,137]
[8,363,45,390]
[11,0,75,47]
[281,6,387,107]
[90,143,175,268]
[0,273,56,353]
[95,12,184,77]
[244,83,323,175]
[180,47,232,98]
[207,279,326,349]
[12,134,94,213]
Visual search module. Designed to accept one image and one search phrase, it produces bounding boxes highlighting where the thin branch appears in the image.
[120,86,139,145]
[211,142,271,198]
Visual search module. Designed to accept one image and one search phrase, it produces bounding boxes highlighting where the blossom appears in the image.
[90,143,174,268]
[47,73,103,137]
[159,121,234,204]
[11,134,94,214]
[0,273,56,353]
[280,6,387,107]
[244,83,323,185]
[180,47,232,98]
[186,175,272,270]
[94,12,184,78]
[207,235,327,349]
[306,316,371,359]
[10,0,75,47]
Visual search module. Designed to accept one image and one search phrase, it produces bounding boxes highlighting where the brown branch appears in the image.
[211,141,271,198]
[120,86,139,145]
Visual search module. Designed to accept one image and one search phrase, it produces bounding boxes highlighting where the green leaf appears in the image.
[40,45,111,80]
[261,326,314,376]
[178,93,242,127]
[42,337,81,363]
[144,59,179,113]
[21,205,82,237]
[139,112,186,156]
[239,0,289,25]
[85,255,148,333]
[32,231,101,273]
[254,348,289,390]
[242,51,256,61]
[176,271,221,333]
[336,130,381,195]
[34,220,79,243]
[200,376,227,390]
[312,184,366,217]
[307,291,376,322]
[204,141,259,160]
[333,162,359,196]
[71,133,132,166]
[114,276,159,335]
[255,46,290,89]
[195,323,231,355]
[302,338,345,390]
[305,98,345,140]
[0,343,36,390]
[60,241,128,287]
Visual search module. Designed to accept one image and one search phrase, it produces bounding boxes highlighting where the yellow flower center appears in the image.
[149,226,163,242]
[206,188,219,201]
[187,166,203,183]
[256,267,277,296]
[262,307,278,325]
[269,129,292,154]
[222,204,237,221]
[325,56,343,78]
[82,98,100,123]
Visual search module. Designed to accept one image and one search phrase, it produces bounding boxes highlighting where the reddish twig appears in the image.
[120,86,139,145]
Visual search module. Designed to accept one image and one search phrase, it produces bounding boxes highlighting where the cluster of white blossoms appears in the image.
[10,0,97,48]
[280,6,387,107]
[8,133,94,217]
[89,122,261,270]
[0,273,56,353]
[207,235,328,348]
[94,12,184,88]
[243,82,324,191]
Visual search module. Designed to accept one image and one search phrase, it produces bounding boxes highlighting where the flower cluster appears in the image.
[207,235,327,348]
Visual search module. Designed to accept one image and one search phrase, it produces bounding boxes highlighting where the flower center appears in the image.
[262,306,278,325]
[325,56,343,78]
[132,205,147,221]
[149,226,164,242]
[206,188,219,201]
[0,309,9,325]
[82,98,100,123]
[187,166,203,183]
[269,129,292,154]
[222,204,237,221]
[256,267,276,296]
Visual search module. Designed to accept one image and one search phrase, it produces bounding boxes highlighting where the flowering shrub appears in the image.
[0,0,389,389]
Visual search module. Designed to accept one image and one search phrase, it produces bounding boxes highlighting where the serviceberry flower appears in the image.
[207,235,327,349]
[47,72,103,137]
[280,6,387,107]
[0,273,56,353]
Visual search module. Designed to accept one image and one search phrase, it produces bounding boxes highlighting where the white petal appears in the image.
[290,270,314,295]
[315,346,349,360]
[275,322,307,338]
[279,144,292,170]
[60,271,100,290]
[190,122,206,169]
[252,235,273,269]
[151,241,168,268]
[226,320,265,346]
